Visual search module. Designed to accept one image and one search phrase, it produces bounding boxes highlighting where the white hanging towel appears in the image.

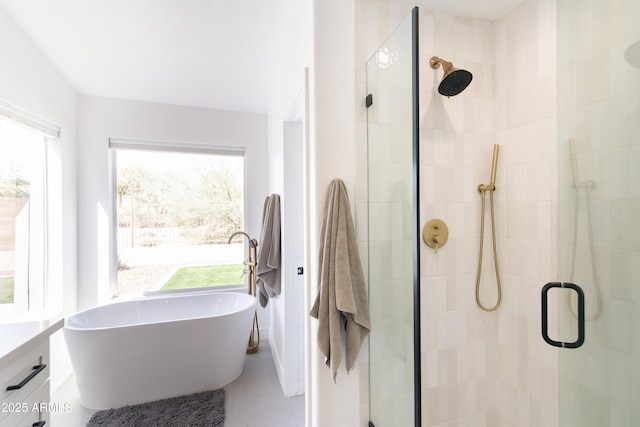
[256,194,281,308]
[310,178,371,381]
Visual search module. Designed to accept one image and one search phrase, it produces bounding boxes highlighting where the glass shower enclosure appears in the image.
[556,0,640,425]
[366,1,639,426]
[366,7,420,427]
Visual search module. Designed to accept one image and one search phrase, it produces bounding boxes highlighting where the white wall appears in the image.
[0,5,78,316]
[0,7,78,392]
[264,0,312,402]
[308,0,363,425]
[76,96,269,318]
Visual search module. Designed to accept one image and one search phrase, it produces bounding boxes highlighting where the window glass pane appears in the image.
[0,118,45,315]
[115,148,245,295]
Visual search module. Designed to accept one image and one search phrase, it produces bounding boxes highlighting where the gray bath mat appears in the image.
[86,389,225,427]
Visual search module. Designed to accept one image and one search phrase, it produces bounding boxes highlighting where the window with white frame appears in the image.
[0,103,61,320]
[110,139,247,295]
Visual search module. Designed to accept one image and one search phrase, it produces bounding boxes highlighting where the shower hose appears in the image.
[475,187,502,311]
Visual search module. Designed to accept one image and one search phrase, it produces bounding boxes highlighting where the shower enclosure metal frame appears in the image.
[410,8,421,426]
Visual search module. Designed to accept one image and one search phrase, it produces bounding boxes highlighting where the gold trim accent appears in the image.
[422,219,448,254]
[429,56,455,78]
[475,144,502,312]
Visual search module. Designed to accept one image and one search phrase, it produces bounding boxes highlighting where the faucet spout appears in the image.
[228,231,257,248]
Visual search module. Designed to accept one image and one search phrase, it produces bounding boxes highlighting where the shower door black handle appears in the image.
[541,282,585,348]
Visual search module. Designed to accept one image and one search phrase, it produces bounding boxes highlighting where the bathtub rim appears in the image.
[141,283,245,297]
[64,291,256,332]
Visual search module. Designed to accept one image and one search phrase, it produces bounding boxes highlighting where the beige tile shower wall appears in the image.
[494,1,559,426]
[419,9,501,427]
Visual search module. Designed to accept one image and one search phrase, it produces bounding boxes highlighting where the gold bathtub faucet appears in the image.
[228,231,260,353]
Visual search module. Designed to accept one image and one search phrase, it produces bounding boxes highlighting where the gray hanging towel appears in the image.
[310,178,371,381]
[256,194,281,308]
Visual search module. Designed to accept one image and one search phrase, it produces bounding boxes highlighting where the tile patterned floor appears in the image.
[52,341,304,426]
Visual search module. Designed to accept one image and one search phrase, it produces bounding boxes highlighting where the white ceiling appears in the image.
[0,0,521,114]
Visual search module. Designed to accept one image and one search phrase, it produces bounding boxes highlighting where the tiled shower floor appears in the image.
[52,340,305,426]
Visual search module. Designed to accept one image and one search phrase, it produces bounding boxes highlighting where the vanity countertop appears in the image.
[0,316,64,365]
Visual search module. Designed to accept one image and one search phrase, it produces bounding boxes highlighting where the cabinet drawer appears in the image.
[0,380,50,427]
[0,339,49,422]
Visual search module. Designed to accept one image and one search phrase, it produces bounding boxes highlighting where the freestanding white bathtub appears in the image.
[63,292,256,409]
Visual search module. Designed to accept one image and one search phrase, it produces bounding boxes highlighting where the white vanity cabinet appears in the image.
[0,319,62,427]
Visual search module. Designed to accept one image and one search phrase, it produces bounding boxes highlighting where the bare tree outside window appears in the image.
[115,149,245,295]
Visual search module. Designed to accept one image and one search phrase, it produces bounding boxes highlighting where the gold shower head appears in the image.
[429,56,473,97]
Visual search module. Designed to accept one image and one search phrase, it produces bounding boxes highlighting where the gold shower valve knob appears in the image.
[423,219,449,253]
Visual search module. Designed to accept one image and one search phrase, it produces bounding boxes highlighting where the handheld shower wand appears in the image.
[476,144,502,311]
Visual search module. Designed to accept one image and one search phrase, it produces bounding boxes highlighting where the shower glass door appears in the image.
[556,0,640,425]
[366,8,419,427]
